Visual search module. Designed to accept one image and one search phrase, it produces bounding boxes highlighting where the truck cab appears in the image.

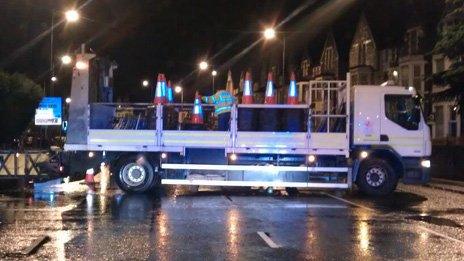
[351,85,431,195]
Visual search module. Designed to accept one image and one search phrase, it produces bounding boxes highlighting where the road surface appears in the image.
[0,180,463,260]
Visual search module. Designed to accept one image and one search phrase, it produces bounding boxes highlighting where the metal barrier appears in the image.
[0,150,49,176]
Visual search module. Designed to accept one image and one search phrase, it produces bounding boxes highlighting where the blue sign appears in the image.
[35,97,62,126]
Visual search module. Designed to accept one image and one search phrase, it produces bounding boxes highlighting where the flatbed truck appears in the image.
[63,52,431,196]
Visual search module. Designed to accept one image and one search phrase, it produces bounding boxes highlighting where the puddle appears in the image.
[405,215,463,228]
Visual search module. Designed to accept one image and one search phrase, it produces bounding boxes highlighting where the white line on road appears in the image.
[257,231,281,248]
[418,226,464,246]
[323,192,464,246]
[322,192,376,212]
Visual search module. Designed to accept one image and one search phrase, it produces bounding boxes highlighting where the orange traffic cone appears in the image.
[242,71,253,104]
[264,72,276,104]
[154,73,167,104]
[190,91,204,124]
[85,168,95,184]
[287,72,298,104]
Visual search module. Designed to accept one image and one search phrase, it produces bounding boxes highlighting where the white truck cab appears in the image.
[351,85,431,195]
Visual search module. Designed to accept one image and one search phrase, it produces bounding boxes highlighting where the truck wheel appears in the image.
[115,156,158,193]
[356,158,398,196]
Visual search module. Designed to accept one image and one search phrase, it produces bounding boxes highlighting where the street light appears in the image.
[199,61,208,71]
[61,55,72,65]
[263,27,285,85]
[211,70,217,93]
[174,85,183,104]
[263,28,276,40]
[51,76,57,82]
[65,10,80,23]
[65,97,72,104]
[142,80,149,87]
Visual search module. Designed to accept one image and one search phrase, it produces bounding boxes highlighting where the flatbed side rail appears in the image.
[66,79,350,155]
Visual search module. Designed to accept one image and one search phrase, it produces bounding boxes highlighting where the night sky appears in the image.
[0,0,443,102]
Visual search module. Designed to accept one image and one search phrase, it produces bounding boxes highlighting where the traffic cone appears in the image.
[166,80,174,103]
[190,91,204,124]
[287,72,298,104]
[154,73,167,104]
[85,168,95,184]
[264,72,276,104]
[226,70,234,94]
[242,71,253,104]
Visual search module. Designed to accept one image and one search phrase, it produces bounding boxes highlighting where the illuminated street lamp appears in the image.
[263,26,285,84]
[61,55,72,65]
[51,76,57,82]
[65,97,72,104]
[174,85,184,104]
[65,10,80,23]
[211,70,217,93]
[142,80,149,87]
[263,28,276,40]
[199,61,208,71]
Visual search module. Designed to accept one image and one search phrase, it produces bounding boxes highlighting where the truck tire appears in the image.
[115,155,158,193]
[356,158,398,196]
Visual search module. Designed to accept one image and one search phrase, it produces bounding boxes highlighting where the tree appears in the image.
[0,71,43,146]
[432,0,464,110]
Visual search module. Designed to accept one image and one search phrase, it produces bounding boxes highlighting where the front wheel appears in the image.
[115,155,159,193]
[356,158,398,196]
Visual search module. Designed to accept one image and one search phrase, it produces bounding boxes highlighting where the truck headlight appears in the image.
[421,160,431,168]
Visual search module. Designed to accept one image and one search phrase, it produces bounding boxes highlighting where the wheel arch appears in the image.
[353,146,404,182]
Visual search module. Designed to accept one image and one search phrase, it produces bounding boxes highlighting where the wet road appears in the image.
[0,181,464,260]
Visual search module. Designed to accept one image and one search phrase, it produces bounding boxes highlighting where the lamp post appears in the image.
[175,85,183,104]
[263,27,286,85]
[211,70,217,93]
[49,9,80,95]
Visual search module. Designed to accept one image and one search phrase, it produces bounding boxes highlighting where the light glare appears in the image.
[199,61,208,70]
[61,55,72,65]
[264,28,276,40]
[65,10,80,22]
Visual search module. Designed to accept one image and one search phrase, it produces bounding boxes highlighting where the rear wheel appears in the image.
[115,155,159,193]
[356,158,398,196]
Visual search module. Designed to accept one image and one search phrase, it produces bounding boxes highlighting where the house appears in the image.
[348,13,402,86]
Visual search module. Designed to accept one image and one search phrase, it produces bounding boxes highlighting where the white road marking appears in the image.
[322,192,376,212]
[323,192,464,246]
[257,231,281,248]
[418,226,464,246]
[0,199,84,213]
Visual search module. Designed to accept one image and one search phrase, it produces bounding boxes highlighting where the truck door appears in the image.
[380,94,424,156]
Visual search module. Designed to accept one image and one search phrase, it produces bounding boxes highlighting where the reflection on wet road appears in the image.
[0,183,464,260]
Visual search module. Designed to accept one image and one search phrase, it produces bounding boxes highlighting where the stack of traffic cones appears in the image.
[264,72,276,104]
[287,72,298,105]
[154,73,167,104]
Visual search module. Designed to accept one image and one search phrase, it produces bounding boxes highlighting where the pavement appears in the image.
[0,180,464,260]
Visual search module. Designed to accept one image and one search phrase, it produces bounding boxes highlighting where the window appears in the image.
[401,65,409,86]
[385,95,421,130]
[449,106,457,137]
[434,58,445,73]
[413,64,423,94]
[301,59,310,78]
[434,105,444,137]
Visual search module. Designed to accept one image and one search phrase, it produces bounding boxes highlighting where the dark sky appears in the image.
[0,0,444,102]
